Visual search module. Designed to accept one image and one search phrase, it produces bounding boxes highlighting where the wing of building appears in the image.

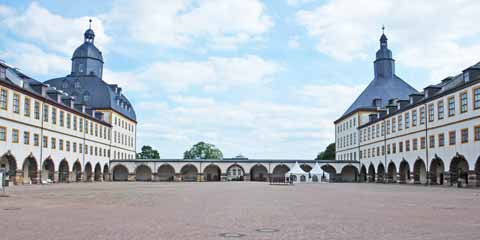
[334,31,480,187]
[0,23,136,185]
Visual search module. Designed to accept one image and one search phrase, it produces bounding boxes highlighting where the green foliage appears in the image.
[315,143,335,160]
[183,141,223,160]
[136,145,160,159]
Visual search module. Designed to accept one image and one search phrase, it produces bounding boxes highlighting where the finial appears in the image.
[89,19,92,29]
[382,25,385,34]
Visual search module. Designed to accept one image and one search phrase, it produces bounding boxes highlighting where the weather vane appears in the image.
[382,25,385,34]
[89,19,92,29]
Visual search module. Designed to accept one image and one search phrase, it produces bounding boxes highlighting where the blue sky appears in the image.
[1,0,480,159]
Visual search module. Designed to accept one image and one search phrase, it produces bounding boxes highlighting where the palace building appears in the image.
[0,23,137,185]
[334,31,480,187]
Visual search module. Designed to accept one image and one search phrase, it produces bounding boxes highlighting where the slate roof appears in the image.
[72,42,103,62]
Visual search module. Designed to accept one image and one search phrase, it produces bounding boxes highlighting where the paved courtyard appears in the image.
[1,182,480,240]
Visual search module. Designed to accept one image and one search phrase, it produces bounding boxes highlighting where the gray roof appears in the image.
[72,42,103,62]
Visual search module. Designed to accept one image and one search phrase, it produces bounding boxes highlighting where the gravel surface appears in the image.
[1,182,480,240]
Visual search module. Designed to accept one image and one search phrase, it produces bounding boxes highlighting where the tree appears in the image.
[183,142,223,160]
[315,143,335,160]
[136,145,160,159]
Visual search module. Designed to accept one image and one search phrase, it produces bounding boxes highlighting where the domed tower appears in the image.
[71,19,104,78]
[374,26,395,79]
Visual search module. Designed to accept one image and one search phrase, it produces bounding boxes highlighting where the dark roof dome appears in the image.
[72,42,103,62]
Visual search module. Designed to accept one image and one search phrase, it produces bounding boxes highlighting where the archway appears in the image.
[430,157,445,185]
[22,156,38,184]
[157,164,175,181]
[398,160,410,184]
[413,159,427,184]
[360,165,367,182]
[226,164,244,181]
[449,155,469,186]
[322,165,337,181]
[135,165,152,181]
[203,164,221,181]
[0,153,17,185]
[377,163,385,183]
[58,160,69,183]
[72,161,82,182]
[300,164,312,172]
[387,162,397,183]
[250,164,268,181]
[94,163,102,181]
[103,164,109,181]
[272,165,289,182]
[84,162,93,182]
[112,165,129,181]
[340,165,358,182]
[42,158,55,183]
[368,164,376,182]
[180,164,198,182]
[476,157,480,187]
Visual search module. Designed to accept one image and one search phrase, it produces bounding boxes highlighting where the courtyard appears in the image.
[1,182,480,240]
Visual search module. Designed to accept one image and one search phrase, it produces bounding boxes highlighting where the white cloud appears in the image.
[105,0,273,49]
[288,36,300,49]
[296,0,480,81]
[287,0,316,7]
[2,2,110,56]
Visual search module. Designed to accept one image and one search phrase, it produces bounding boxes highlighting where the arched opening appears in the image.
[387,162,397,183]
[250,164,268,181]
[312,175,319,182]
[340,165,358,182]
[72,161,82,182]
[368,164,376,183]
[321,165,337,181]
[180,164,198,182]
[226,164,244,181]
[398,160,410,184]
[103,164,109,181]
[112,165,129,181]
[300,164,312,172]
[22,156,38,184]
[203,164,221,181]
[413,158,427,184]
[430,157,445,185]
[58,160,69,183]
[94,163,102,181]
[157,164,175,181]
[42,158,55,183]
[0,153,17,185]
[359,165,367,182]
[377,163,385,183]
[84,162,93,182]
[135,165,152,181]
[476,157,480,187]
[272,165,289,182]
[449,155,469,186]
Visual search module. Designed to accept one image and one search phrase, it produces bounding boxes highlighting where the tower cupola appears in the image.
[71,19,103,78]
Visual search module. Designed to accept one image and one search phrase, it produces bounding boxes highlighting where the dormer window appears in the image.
[0,65,5,80]
[62,81,69,89]
[83,92,90,102]
[74,80,81,89]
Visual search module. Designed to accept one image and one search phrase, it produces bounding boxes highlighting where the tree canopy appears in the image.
[136,145,160,159]
[315,143,335,160]
[183,142,223,160]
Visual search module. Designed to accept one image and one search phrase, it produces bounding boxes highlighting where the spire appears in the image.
[374,25,394,78]
[380,25,388,48]
[84,19,95,43]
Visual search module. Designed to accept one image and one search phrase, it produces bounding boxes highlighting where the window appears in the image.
[59,139,64,151]
[79,143,83,153]
[398,115,403,131]
[428,104,434,122]
[73,142,77,152]
[413,138,418,151]
[461,128,468,143]
[420,137,426,149]
[406,140,410,151]
[405,112,410,129]
[90,122,93,135]
[85,120,89,134]
[95,124,98,137]
[51,137,56,149]
[51,108,57,124]
[460,92,468,113]
[448,96,455,116]
[13,93,20,113]
[23,131,29,144]
[392,118,396,133]
[439,133,445,147]
[66,113,71,128]
[429,135,435,148]
[42,136,48,148]
[387,120,391,134]
[420,107,425,125]
[474,87,480,110]
[43,105,48,122]
[475,126,480,141]
[59,111,64,127]
[73,116,77,131]
[399,142,403,152]
[0,126,6,141]
[392,143,396,154]
[79,118,83,132]
[0,88,7,110]
[412,110,417,127]
[387,144,391,154]
[12,129,19,143]
[24,97,31,117]
[33,134,39,146]
[34,101,40,120]
[66,141,70,152]
[449,131,456,145]
[437,100,444,120]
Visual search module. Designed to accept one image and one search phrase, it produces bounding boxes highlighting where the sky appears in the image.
[1,0,480,159]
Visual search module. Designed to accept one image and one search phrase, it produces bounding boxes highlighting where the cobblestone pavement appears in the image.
[1,182,480,240]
